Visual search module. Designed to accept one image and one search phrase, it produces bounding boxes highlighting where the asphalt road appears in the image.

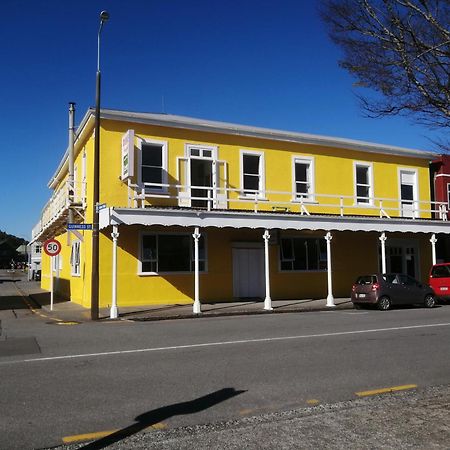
[1,278,450,449]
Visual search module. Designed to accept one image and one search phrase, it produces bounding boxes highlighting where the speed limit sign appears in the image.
[43,239,62,257]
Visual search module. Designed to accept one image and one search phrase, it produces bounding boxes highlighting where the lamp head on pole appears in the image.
[100,10,110,24]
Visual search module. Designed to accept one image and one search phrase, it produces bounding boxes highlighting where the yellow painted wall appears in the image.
[98,120,432,218]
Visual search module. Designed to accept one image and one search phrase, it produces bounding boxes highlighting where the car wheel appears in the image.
[377,296,391,311]
[424,294,435,308]
[353,303,365,310]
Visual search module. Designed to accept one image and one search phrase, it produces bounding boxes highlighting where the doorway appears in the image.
[190,158,213,208]
[232,247,265,298]
[399,170,418,218]
[383,240,419,278]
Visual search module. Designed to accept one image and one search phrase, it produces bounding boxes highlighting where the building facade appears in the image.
[31,109,450,312]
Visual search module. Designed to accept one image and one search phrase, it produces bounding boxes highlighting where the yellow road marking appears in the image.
[55,321,80,326]
[356,384,417,397]
[63,423,168,443]
[62,430,117,443]
[239,408,255,415]
[146,422,167,430]
[306,399,320,405]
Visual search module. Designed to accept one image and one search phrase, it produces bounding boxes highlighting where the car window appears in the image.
[382,274,397,284]
[431,265,450,278]
[356,276,376,285]
[398,274,416,286]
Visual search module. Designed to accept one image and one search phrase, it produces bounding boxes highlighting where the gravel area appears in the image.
[48,384,450,449]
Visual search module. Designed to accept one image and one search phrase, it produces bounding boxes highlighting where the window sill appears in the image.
[238,195,268,201]
[279,269,327,273]
[138,271,208,276]
[143,188,170,195]
[291,198,318,204]
[352,202,375,208]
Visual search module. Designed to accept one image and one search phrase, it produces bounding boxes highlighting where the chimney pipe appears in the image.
[68,102,76,223]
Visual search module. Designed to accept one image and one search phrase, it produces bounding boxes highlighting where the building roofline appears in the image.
[48,108,438,187]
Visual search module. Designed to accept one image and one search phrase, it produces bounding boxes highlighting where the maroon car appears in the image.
[351,273,435,310]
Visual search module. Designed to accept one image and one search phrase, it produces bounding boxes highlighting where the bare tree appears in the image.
[321,0,450,129]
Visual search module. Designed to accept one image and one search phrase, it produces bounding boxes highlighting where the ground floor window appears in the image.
[141,233,206,273]
[280,237,327,271]
[70,241,81,276]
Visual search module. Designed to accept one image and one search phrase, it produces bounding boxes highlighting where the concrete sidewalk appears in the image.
[17,280,354,323]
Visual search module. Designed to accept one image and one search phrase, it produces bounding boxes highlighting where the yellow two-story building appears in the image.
[31,108,450,315]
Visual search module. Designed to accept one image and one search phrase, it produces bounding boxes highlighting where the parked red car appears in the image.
[429,263,450,301]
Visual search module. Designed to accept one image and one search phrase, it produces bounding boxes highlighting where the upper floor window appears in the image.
[293,157,314,201]
[241,151,265,197]
[447,183,450,209]
[140,233,207,274]
[354,162,373,205]
[140,140,168,191]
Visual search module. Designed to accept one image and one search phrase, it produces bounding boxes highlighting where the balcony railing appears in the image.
[127,181,449,222]
[32,178,448,243]
[32,181,87,241]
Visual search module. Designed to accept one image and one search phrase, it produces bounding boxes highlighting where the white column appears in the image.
[379,232,387,274]
[110,225,119,319]
[263,229,273,311]
[192,227,202,314]
[430,233,437,265]
[325,232,335,307]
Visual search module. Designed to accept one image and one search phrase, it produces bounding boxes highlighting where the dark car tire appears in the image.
[424,294,435,308]
[377,296,391,311]
[353,303,363,309]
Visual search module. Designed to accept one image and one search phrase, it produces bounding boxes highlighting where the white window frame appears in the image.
[138,138,168,193]
[240,150,266,199]
[70,241,81,277]
[138,231,208,275]
[398,168,418,218]
[52,254,62,272]
[447,182,450,209]
[354,162,374,206]
[185,144,218,160]
[73,164,79,203]
[292,156,315,202]
[81,149,87,204]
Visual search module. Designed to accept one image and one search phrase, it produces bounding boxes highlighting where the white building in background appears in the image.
[26,242,42,280]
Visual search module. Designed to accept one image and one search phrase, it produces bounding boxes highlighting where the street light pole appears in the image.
[91,10,109,320]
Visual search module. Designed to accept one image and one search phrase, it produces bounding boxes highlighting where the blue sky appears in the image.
[0,0,445,240]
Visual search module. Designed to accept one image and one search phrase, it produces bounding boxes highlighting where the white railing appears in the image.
[127,181,449,222]
[32,180,87,240]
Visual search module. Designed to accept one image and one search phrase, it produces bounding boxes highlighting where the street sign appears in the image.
[67,223,93,230]
[96,203,106,213]
[43,239,62,257]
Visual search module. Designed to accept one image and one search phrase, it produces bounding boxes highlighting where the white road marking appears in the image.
[1,322,450,366]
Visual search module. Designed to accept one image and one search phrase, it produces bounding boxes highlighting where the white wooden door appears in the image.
[232,248,265,298]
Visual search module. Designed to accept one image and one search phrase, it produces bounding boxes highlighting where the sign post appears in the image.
[43,239,62,311]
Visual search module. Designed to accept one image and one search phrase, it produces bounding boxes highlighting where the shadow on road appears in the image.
[81,388,246,450]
